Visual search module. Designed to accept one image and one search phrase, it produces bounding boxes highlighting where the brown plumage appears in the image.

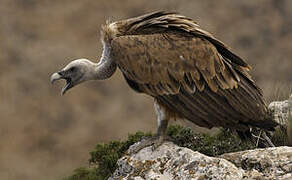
[102,11,277,131]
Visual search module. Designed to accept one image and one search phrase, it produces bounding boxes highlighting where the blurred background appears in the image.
[0,0,291,179]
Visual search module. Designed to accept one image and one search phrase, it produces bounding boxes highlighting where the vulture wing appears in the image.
[108,11,277,131]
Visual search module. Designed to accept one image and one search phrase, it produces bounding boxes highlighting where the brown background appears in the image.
[0,0,291,179]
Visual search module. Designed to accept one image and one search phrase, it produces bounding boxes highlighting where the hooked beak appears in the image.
[50,72,62,84]
[50,71,73,95]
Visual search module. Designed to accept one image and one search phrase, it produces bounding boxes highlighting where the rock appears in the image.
[110,142,244,180]
[109,142,292,180]
[221,146,292,179]
[268,94,292,145]
[268,98,290,127]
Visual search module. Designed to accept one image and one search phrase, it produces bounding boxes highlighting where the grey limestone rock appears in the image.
[268,94,292,145]
[221,146,292,179]
[110,142,244,180]
[110,142,292,180]
[268,97,291,127]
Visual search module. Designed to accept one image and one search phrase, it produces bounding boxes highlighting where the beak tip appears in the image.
[50,71,72,95]
[50,72,61,85]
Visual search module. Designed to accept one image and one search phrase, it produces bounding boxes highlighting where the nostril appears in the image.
[58,71,64,76]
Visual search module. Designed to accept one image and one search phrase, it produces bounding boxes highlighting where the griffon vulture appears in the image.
[51,11,278,151]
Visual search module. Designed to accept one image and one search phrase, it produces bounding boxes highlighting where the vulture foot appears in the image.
[127,135,171,155]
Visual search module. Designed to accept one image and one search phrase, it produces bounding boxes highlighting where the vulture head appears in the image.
[50,59,97,95]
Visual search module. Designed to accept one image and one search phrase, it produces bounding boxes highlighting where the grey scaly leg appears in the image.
[127,100,170,154]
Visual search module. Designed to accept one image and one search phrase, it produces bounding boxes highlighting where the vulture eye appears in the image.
[69,67,77,72]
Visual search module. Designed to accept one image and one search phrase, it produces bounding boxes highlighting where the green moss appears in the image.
[63,125,258,180]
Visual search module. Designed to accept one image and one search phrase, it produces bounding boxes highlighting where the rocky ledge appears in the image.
[110,142,292,180]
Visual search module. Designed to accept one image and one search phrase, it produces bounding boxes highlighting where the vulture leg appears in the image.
[262,131,275,147]
[127,100,170,154]
[154,99,169,137]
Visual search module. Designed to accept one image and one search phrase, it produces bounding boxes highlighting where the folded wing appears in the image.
[108,11,277,130]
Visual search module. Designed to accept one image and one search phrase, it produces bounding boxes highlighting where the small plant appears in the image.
[63,131,152,180]
[270,125,290,146]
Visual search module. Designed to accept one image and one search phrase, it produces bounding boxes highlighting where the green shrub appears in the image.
[63,131,152,180]
[167,125,255,156]
[271,125,290,146]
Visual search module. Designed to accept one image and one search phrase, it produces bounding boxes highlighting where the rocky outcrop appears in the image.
[110,142,292,180]
[268,95,291,127]
[221,146,292,179]
[268,94,292,145]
